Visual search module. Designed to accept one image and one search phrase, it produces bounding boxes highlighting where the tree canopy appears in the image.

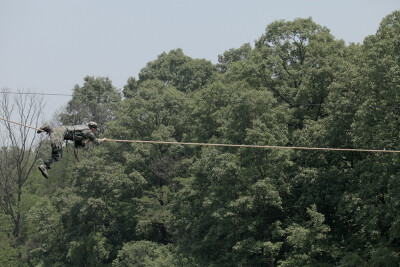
[2,11,400,266]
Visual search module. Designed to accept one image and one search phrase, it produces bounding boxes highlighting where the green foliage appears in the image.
[9,11,400,266]
[67,232,110,267]
[137,48,216,93]
[217,43,252,73]
[25,197,66,266]
[279,205,333,266]
[0,213,20,267]
[112,241,177,267]
[59,75,122,131]
[114,79,189,141]
[171,147,287,266]
[252,17,347,126]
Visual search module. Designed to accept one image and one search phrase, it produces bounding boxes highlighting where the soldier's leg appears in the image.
[38,127,65,178]
[46,128,65,167]
[39,142,63,178]
[44,143,63,168]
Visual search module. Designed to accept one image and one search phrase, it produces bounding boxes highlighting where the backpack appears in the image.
[67,125,90,142]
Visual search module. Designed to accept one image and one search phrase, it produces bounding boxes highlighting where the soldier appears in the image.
[37,121,107,178]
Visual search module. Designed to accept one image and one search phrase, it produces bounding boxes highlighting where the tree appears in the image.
[0,90,45,239]
[25,197,66,266]
[112,241,177,267]
[0,213,19,266]
[172,146,288,266]
[110,80,189,142]
[217,43,252,73]
[223,18,347,128]
[59,76,122,132]
[17,12,400,266]
[106,80,192,245]
[279,205,333,266]
[343,11,400,263]
[135,48,216,93]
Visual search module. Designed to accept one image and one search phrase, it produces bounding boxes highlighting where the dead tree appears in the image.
[0,90,45,239]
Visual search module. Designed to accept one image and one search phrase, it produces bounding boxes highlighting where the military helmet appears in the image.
[88,121,98,129]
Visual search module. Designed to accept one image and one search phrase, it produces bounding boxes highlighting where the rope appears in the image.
[0,116,43,132]
[2,116,400,153]
[105,139,400,153]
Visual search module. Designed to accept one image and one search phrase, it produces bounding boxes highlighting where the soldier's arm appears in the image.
[86,131,107,145]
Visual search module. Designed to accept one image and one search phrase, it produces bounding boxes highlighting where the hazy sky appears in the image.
[1,0,399,119]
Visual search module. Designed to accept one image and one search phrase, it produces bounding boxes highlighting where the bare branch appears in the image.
[0,89,45,238]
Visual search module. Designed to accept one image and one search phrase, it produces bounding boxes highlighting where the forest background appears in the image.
[1,10,400,266]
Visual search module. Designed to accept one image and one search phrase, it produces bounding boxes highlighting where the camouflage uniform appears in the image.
[38,122,103,178]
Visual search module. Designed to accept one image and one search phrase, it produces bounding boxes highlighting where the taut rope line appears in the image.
[2,116,400,154]
[105,139,400,153]
[0,116,43,132]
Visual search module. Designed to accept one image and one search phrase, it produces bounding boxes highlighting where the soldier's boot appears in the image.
[38,164,49,179]
[37,124,52,134]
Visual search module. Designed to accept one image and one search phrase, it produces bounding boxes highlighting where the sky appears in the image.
[1,0,399,120]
